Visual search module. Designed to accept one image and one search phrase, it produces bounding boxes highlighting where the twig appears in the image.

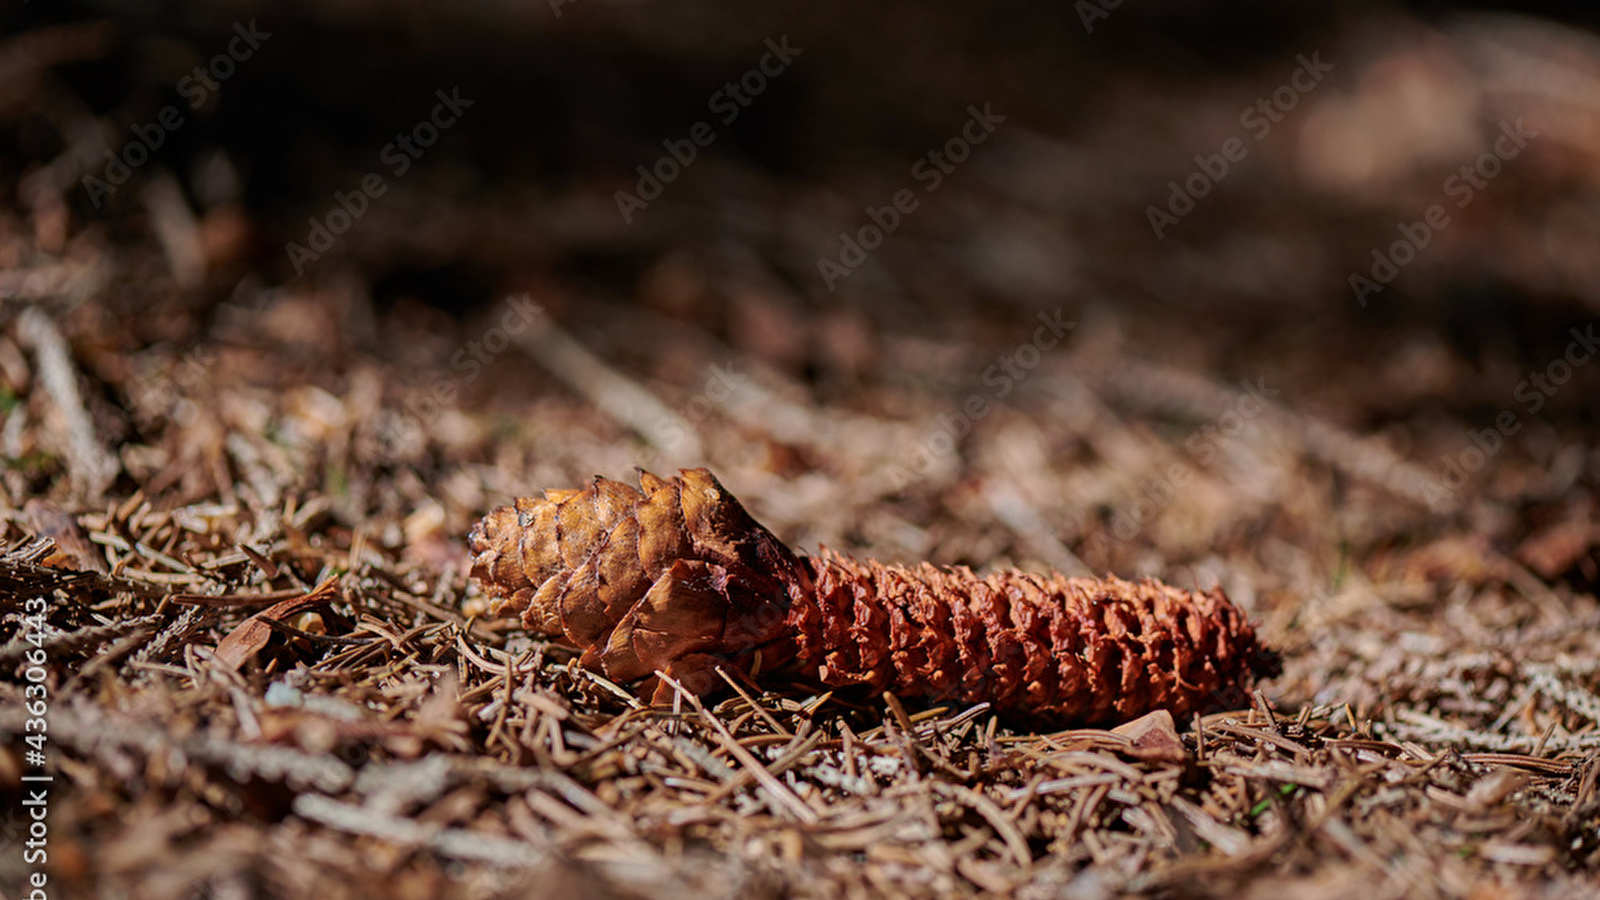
[19,306,118,499]
[659,671,819,824]
[140,171,205,288]
[294,794,547,866]
[513,314,703,462]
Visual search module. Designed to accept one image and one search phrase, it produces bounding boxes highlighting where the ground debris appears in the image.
[5,10,1600,894]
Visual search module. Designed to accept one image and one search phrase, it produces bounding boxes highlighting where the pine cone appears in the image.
[468,468,1278,725]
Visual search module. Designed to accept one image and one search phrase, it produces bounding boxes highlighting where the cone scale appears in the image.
[468,468,1278,725]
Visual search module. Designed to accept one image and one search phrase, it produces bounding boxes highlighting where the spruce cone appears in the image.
[468,468,1279,725]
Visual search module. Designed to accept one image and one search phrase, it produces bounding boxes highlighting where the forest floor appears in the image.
[5,4,1600,899]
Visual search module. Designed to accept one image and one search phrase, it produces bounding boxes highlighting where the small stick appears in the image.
[19,306,118,499]
[513,313,703,462]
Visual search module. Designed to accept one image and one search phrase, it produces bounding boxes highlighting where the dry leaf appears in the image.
[212,578,340,671]
[1111,709,1187,763]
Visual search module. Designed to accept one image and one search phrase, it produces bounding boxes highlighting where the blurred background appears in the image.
[4,0,1600,894]
[7,0,1600,665]
[6,0,1598,575]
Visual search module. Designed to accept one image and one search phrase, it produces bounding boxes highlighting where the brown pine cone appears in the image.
[468,468,1278,725]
